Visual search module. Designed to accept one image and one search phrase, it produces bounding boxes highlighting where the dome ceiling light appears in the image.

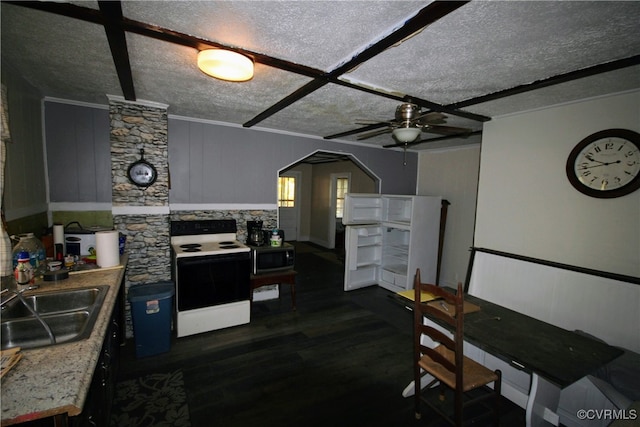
[392,126,422,143]
[197,49,254,82]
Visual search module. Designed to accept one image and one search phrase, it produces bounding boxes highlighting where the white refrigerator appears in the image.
[342,194,442,293]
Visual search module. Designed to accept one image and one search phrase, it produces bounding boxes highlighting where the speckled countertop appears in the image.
[1,257,127,426]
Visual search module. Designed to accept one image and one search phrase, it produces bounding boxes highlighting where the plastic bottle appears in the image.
[270,229,281,247]
[12,233,46,276]
[14,251,34,287]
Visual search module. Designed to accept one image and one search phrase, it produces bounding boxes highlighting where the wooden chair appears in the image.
[413,269,502,426]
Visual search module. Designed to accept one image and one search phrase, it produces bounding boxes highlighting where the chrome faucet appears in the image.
[0,285,39,309]
[1,285,55,345]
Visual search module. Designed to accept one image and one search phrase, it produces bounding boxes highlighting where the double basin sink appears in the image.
[0,286,109,351]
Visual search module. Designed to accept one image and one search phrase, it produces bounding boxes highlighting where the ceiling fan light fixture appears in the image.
[197,49,254,82]
[392,127,421,143]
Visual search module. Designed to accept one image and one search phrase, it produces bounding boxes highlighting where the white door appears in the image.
[344,224,382,291]
[278,171,300,241]
[329,173,350,249]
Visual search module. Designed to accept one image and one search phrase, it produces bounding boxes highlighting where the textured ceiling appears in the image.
[2,1,639,151]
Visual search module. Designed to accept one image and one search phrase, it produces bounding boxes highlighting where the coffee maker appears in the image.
[247,220,265,246]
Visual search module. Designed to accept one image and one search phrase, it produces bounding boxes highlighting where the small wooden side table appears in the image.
[250,270,297,311]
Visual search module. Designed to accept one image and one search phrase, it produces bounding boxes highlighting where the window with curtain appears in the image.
[278,176,295,207]
[335,177,349,218]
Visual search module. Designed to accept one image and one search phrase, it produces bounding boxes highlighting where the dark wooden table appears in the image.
[250,270,297,311]
[461,293,622,389]
[399,292,623,427]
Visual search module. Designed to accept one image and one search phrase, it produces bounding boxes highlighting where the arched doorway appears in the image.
[278,150,380,249]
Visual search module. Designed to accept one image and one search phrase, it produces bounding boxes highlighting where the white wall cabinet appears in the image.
[343,194,442,292]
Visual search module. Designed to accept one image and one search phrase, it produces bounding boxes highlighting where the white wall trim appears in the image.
[492,88,640,119]
[42,97,416,154]
[170,203,278,211]
[106,95,169,110]
[418,142,481,155]
[48,202,113,211]
[112,206,170,215]
[48,203,278,213]
[169,113,396,151]
[44,97,108,110]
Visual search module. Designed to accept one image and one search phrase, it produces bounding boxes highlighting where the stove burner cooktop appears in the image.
[171,221,249,257]
[180,243,202,249]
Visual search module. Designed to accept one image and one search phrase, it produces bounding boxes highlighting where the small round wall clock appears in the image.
[127,149,157,188]
[566,129,640,198]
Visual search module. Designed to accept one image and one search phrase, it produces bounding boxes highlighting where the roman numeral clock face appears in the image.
[566,129,640,198]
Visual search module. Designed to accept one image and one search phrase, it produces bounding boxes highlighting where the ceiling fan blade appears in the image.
[357,128,392,140]
[415,111,447,125]
[354,119,393,125]
[324,122,388,140]
[421,125,472,135]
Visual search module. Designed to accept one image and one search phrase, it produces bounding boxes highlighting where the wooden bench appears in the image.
[250,270,297,311]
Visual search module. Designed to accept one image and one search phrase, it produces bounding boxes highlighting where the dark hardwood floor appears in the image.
[114,242,524,426]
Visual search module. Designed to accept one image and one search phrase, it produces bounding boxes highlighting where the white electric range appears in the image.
[170,220,251,337]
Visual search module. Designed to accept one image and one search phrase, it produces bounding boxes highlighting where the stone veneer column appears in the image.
[108,97,170,337]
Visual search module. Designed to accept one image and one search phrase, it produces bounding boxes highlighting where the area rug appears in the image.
[110,369,191,427]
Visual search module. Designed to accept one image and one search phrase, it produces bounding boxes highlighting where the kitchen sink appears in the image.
[1,311,92,350]
[0,285,109,350]
[1,286,107,319]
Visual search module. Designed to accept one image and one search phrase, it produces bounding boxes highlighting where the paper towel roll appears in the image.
[53,224,64,245]
[96,230,120,268]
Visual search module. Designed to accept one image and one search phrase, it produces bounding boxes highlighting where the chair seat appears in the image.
[418,345,499,392]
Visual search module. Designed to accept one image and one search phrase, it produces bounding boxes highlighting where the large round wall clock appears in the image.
[127,149,157,188]
[566,129,640,198]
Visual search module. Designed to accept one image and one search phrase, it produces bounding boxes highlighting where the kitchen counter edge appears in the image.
[1,255,128,426]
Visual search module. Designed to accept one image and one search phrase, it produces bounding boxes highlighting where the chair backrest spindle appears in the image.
[413,268,502,426]
[413,269,465,388]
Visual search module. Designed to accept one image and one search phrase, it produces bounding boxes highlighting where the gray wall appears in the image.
[1,64,47,222]
[42,101,418,205]
[168,118,417,204]
[45,103,111,203]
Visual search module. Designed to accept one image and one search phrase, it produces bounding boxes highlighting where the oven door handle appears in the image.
[177,252,250,267]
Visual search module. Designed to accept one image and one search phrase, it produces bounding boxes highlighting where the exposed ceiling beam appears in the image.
[243,79,329,128]
[98,1,135,101]
[329,1,471,78]
[6,0,492,129]
[6,1,325,79]
[119,17,325,79]
[401,95,490,122]
[244,1,472,128]
[3,1,104,24]
[449,55,640,110]
[331,79,491,122]
[7,0,632,145]
[324,123,390,140]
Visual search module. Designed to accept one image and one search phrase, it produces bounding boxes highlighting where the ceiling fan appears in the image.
[353,102,472,143]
